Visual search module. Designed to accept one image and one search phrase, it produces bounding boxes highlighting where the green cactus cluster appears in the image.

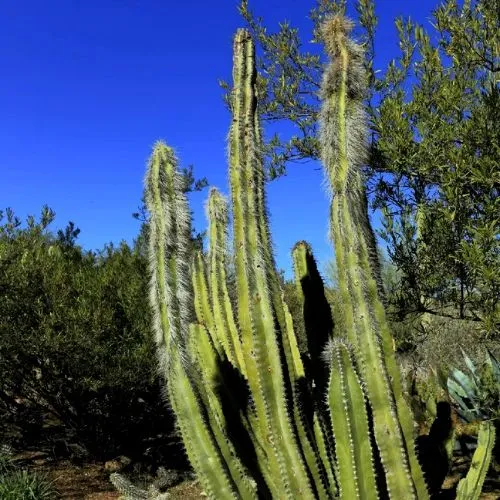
[143,16,495,500]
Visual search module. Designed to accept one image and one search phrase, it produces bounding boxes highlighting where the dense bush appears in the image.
[0,207,174,460]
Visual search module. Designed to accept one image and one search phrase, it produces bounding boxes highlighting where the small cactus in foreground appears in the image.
[456,421,495,500]
[110,467,190,500]
[142,16,495,500]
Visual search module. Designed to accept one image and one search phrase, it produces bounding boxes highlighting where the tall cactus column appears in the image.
[319,17,428,499]
[145,144,242,497]
[145,144,191,374]
[228,29,316,498]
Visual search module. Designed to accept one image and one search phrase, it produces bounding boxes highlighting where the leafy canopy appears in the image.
[233,0,499,337]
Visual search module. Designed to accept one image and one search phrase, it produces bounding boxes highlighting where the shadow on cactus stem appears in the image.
[293,241,334,395]
[214,357,272,499]
[416,402,454,498]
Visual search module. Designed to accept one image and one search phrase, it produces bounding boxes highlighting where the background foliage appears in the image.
[0,207,174,461]
[235,0,499,339]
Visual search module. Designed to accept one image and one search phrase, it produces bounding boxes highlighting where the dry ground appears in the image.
[12,451,500,499]
[13,452,202,500]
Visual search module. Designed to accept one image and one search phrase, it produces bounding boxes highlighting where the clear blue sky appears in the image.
[1,0,437,275]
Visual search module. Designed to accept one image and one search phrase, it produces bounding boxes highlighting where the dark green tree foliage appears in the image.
[0,208,173,459]
[236,0,499,337]
[376,1,499,333]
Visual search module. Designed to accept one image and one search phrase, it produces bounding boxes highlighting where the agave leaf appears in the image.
[460,348,480,389]
[449,369,476,397]
[447,378,478,422]
[485,349,500,382]
[453,368,480,395]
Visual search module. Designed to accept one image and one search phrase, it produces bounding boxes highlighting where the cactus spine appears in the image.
[327,341,377,499]
[319,17,428,499]
[142,16,494,500]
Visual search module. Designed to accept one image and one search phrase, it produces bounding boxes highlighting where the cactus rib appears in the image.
[319,17,427,499]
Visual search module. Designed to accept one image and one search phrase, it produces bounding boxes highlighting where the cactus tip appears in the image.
[234,27,252,44]
[320,15,354,56]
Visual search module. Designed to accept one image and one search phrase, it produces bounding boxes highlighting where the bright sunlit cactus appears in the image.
[456,421,495,500]
[142,17,495,500]
[319,15,428,499]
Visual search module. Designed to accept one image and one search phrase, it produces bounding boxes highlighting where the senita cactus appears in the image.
[319,16,429,499]
[143,16,494,500]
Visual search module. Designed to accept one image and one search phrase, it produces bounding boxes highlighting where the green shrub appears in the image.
[0,446,56,500]
[0,446,14,475]
[0,470,56,500]
[0,208,174,459]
